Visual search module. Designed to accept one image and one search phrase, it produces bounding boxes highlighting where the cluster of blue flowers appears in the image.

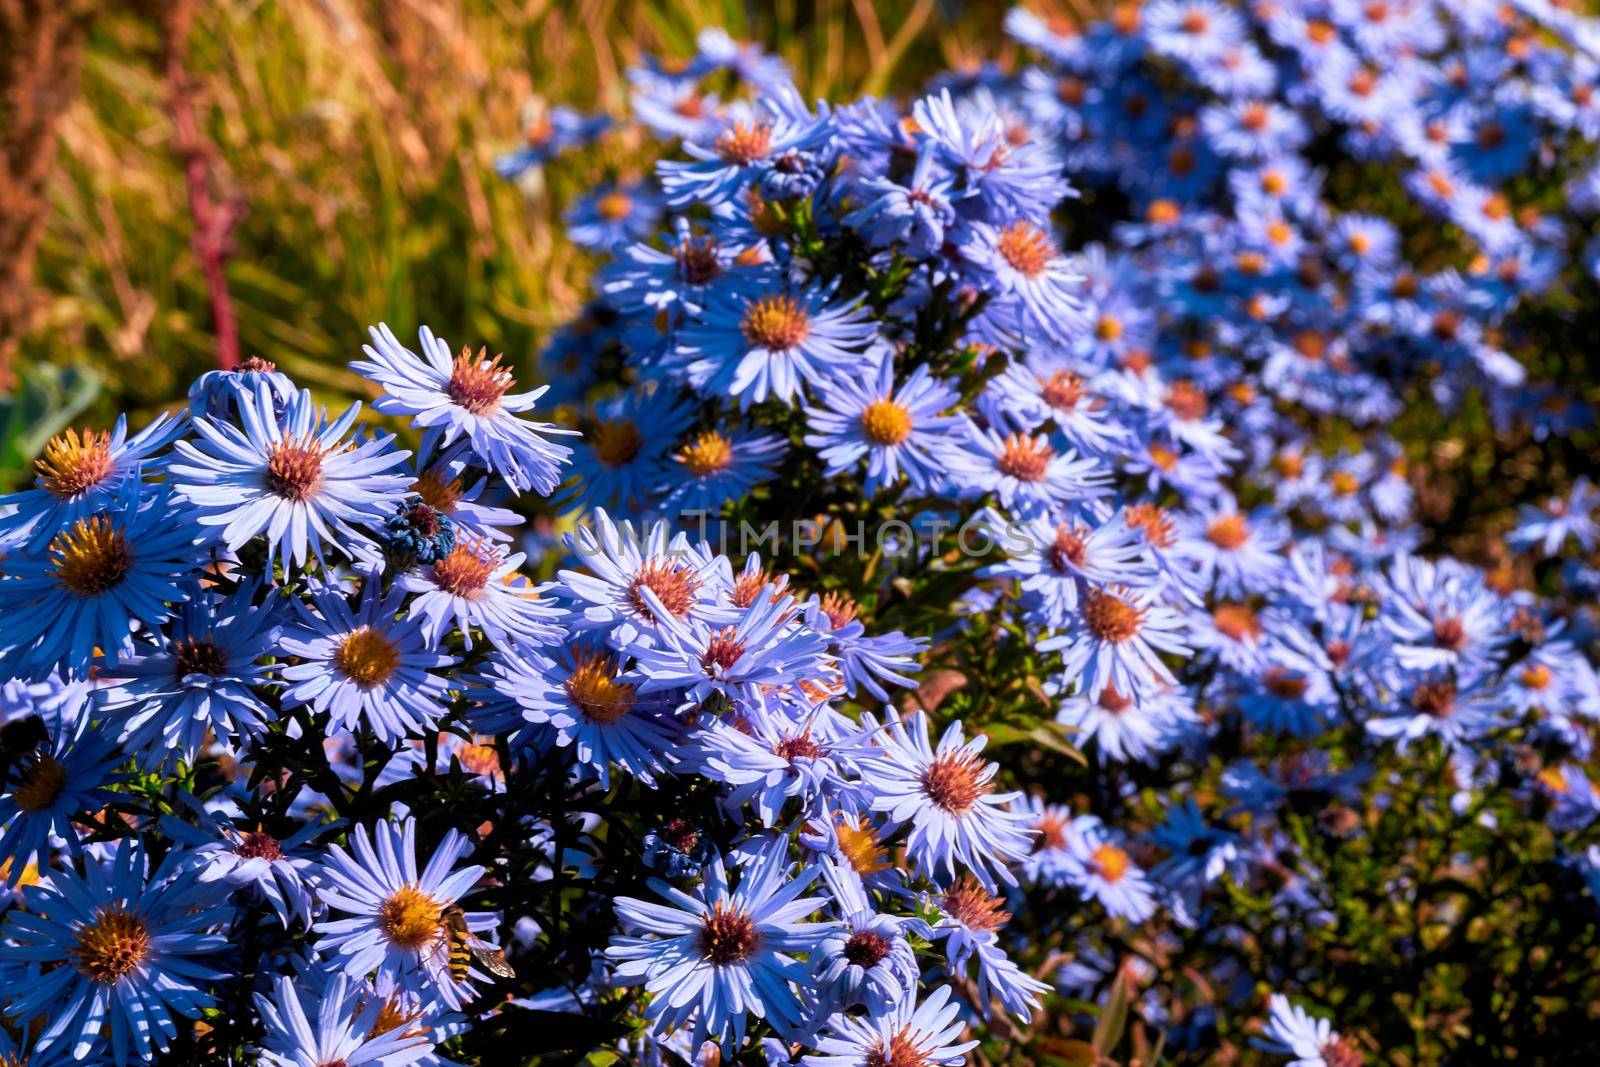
[2,1,1599,1064]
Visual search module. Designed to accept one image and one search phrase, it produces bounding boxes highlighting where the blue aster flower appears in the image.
[0,481,197,674]
[161,800,328,929]
[0,694,120,881]
[100,587,281,763]
[947,422,1111,519]
[1062,815,1157,922]
[1254,994,1361,1067]
[314,818,490,1009]
[808,866,921,1021]
[803,594,927,703]
[631,589,833,708]
[673,276,876,408]
[912,89,1072,223]
[1038,584,1192,702]
[962,219,1087,348]
[563,387,695,515]
[606,839,831,1049]
[1053,679,1194,764]
[802,984,977,1067]
[498,645,681,788]
[495,104,610,179]
[1366,669,1504,751]
[355,323,577,496]
[0,411,186,551]
[188,356,298,421]
[397,534,565,653]
[255,972,433,1067]
[658,425,788,514]
[656,91,831,207]
[278,577,455,745]
[0,840,230,1066]
[566,180,666,253]
[841,143,958,257]
[803,354,960,494]
[867,710,1033,890]
[170,381,411,569]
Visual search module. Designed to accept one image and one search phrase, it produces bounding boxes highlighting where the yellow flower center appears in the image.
[71,906,152,984]
[377,885,442,950]
[678,431,734,477]
[430,539,496,598]
[37,428,115,498]
[334,626,401,688]
[596,191,633,220]
[564,652,636,725]
[860,399,913,446]
[50,516,133,597]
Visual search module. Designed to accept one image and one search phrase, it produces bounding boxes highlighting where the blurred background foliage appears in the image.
[4,0,1036,435]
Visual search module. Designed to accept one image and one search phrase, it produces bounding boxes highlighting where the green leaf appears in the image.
[0,362,102,487]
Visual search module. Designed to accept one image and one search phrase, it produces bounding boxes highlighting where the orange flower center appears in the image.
[1039,370,1089,411]
[1089,842,1131,883]
[1206,513,1250,550]
[411,469,463,513]
[265,436,326,501]
[628,558,699,620]
[715,121,774,164]
[1213,603,1262,642]
[377,885,442,950]
[565,652,636,724]
[71,906,151,984]
[596,191,632,220]
[678,431,734,477]
[996,432,1054,482]
[431,538,496,598]
[741,294,812,351]
[995,221,1055,278]
[943,876,1010,931]
[1083,588,1144,642]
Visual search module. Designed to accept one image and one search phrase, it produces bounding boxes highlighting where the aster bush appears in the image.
[4,3,1600,1066]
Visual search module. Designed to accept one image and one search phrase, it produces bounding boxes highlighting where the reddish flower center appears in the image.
[236,830,284,861]
[1264,667,1310,700]
[843,930,893,968]
[265,436,326,501]
[774,733,823,762]
[942,877,1010,931]
[1432,615,1467,652]
[996,432,1054,482]
[173,636,228,680]
[1411,679,1457,718]
[628,558,699,620]
[921,750,987,813]
[1038,370,1089,411]
[1083,588,1144,642]
[700,903,760,964]
[1166,381,1208,421]
[1048,524,1088,573]
[676,235,724,285]
[701,626,747,674]
[446,347,515,415]
[715,121,774,164]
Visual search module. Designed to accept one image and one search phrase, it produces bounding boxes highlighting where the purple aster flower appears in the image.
[658,425,788,514]
[188,356,297,421]
[982,509,1155,626]
[1255,994,1362,1067]
[803,593,927,703]
[1379,554,1507,674]
[674,276,876,408]
[279,578,455,744]
[0,693,120,881]
[1177,500,1289,598]
[606,840,831,1049]
[1144,0,1248,64]
[1053,679,1194,764]
[355,323,577,496]
[314,818,491,1009]
[0,481,196,674]
[803,984,977,1067]
[1366,669,1504,751]
[397,534,564,653]
[170,382,411,569]
[803,354,960,494]
[867,710,1033,891]
[495,104,610,178]
[501,645,680,787]
[254,972,433,1067]
[912,89,1072,223]
[0,410,186,551]
[1039,584,1192,701]
[962,219,1088,348]
[100,588,281,762]
[1062,815,1157,922]
[161,801,327,928]
[929,875,1051,1020]
[629,589,833,708]
[0,840,229,1066]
